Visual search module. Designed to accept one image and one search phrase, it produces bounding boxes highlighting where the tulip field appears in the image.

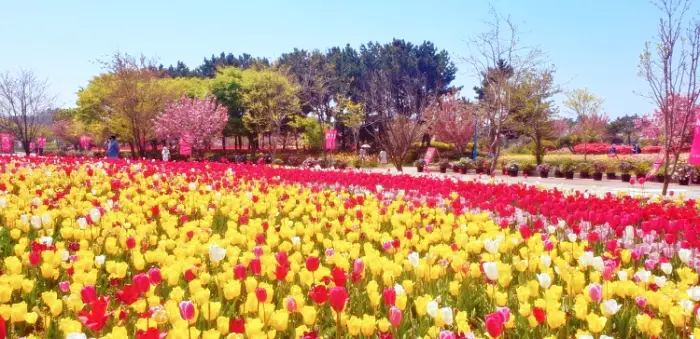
[3,157,700,339]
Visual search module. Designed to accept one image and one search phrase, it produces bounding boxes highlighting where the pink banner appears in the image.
[79,136,91,149]
[690,118,700,165]
[1,134,12,153]
[647,148,667,178]
[36,137,46,148]
[424,147,437,166]
[324,129,337,150]
[179,134,192,156]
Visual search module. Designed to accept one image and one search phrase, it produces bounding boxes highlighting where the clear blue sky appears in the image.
[1,0,686,118]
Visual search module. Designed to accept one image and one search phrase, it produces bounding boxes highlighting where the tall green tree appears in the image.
[606,114,639,145]
[211,67,246,149]
[240,68,300,156]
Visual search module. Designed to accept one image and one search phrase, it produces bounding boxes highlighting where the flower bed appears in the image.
[1,156,700,338]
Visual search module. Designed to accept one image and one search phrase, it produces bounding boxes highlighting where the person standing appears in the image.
[107,135,120,159]
[359,147,366,164]
[162,145,170,162]
[379,149,387,165]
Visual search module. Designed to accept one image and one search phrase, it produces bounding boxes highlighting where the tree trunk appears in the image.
[534,138,543,165]
[128,142,135,158]
[22,140,30,156]
[222,136,226,151]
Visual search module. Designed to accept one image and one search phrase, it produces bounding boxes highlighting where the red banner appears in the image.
[690,116,700,165]
[324,129,337,150]
[179,134,192,156]
[1,134,13,153]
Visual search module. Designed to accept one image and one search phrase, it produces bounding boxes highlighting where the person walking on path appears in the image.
[161,145,170,162]
[379,150,387,165]
[359,147,367,164]
[107,135,120,159]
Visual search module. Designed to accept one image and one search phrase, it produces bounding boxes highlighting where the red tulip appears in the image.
[328,286,348,312]
[126,237,136,249]
[331,266,347,286]
[179,300,195,320]
[136,328,166,339]
[275,251,289,267]
[78,296,113,332]
[301,329,319,339]
[639,177,646,185]
[255,287,267,303]
[147,267,162,285]
[306,256,320,272]
[249,258,262,276]
[275,265,289,281]
[309,284,328,304]
[133,273,150,294]
[0,315,6,339]
[484,312,504,338]
[234,264,247,280]
[533,307,546,324]
[81,285,97,304]
[229,318,245,334]
[383,288,396,306]
[518,225,531,239]
[184,268,196,282]
[116,284,140,305]
[389,306,402,327]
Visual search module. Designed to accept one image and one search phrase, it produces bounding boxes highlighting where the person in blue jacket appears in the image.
[107,135,120,159]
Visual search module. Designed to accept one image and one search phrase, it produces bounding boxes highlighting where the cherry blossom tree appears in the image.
[154,95,228,155]
[636,95,698,146]
[423,91,476,156]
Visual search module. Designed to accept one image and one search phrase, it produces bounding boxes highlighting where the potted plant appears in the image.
[415,159,426,172]
[562,161,576,180]
[458,158,471,174]
[501,160,509,175]
[578,162,592,179]
[673,163,692,185]
[618,160,634,183]
[592,161,606,181]
[606,160,617,180]
[634,161,651,181]
[352,158,362,169]
[334,160,348,170]
[439,159,450,173]
[554,165,565,178]
[482,160,493,175]
[537,163,550,178]
[507,160,520,177]
[656,167,666,183]
[693,165,700,184]
[521,162,535,177]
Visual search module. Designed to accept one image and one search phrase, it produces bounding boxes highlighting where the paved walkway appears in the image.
[366,166,700,198]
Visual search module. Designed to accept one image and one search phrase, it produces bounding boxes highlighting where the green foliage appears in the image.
[291,116,326,150]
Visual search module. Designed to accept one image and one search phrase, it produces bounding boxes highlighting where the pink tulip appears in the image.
[132,273,150,294]
[80,285,96,303]
[636,296,647,308]
[389,306,402,327]
[497,307,511,323]
[179,300,195,320]
[353,259,364,273]
[588,283,602,302]
[439,330,457,339]
[325,248,335,257]
[59,281,70,293]
[148,267,162,285]
[253,246,263,257]
[286,297,297,312]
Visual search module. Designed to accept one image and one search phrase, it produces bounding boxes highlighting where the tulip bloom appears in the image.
[306,256,320,272]
[328,286,348,313]
[389,306,402,327]
[179,300,195,320]
[80,285,97,304]
[484,312,504,338]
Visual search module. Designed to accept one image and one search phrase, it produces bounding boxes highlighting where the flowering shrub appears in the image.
[573,143,633,155]
[0,156,700,339]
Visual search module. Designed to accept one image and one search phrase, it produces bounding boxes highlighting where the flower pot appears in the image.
[522,170,533,177]
[539,171,549,178]
[452,165,460,173]
[508,169,518,177]
[680,178,690,186]
[606,173,617,180]
[440,167,447,173]
[656,174,665,183]
[565,171,574,179]
[417,166,424,173]
[692,175,700,184]
[554,170,565,178]
[580,171,590,179]
[502,169,507,175]
[593,172,603,181]
[621,174,631,182]
[460,168,468,174]
[476,169,484,174]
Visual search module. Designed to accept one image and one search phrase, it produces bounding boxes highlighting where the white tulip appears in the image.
[540,255,552,268]
[209,244,226,263]
[441,307,454,325]
[77,217,87,230]
[0,197,6,208]
[41,214,51,225]
[407,252,420,268]
[577,335,594,339]
[687,286,700,301]
[394,283,406,296]
[601,299,621,316]
[60,250,70,262]
[680,299,694,312]
[90,208,101,223]
[679,248,692,264]
[95,255,106,267]
[30,215,42,230]
[655,276,667,288]
[426,301,439,318]
[537,273,552,289]
[635,270,651,283]
[66,333,88,339]
[483,262,499,281]
[591,256,605,272]
[484,238,501,254]
[578,252,594,267]
[617,271,628,281]
[567,233,577,242]
[20,214,29,225]
[600,336,614,339]
[291,236,301,245]
[39,236,53,246]
[659,262,672,275]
